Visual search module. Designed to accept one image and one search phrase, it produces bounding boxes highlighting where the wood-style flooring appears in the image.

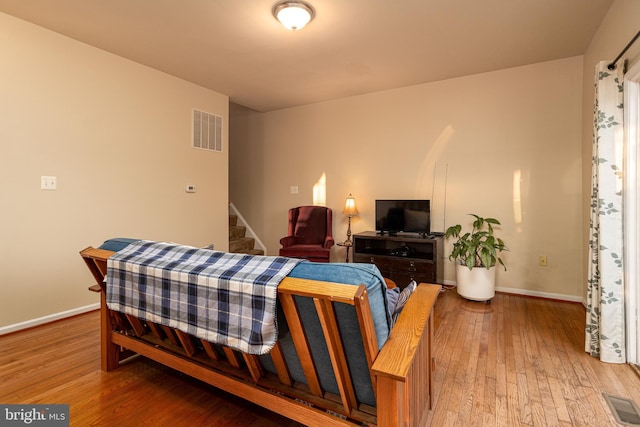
[426,289,640,426]
[2,288,639,426]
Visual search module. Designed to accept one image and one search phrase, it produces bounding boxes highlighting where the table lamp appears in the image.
[342,194,359,247]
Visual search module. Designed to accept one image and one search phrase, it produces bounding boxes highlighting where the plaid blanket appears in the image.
[106,240,302,355]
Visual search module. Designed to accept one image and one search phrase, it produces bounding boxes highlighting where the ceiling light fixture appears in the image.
[272,1,315,31]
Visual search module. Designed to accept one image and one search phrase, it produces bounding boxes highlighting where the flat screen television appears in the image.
[375,199,431,235]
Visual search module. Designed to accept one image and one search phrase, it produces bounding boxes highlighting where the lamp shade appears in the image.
[273,1,315,31]
[343,194,359,216]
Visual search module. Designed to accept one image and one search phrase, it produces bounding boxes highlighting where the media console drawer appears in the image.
[390,258,434,275]
[393,272,434,288]
[354,254,391,270]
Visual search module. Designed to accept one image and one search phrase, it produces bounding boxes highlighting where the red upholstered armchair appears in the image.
[279,206,334,262]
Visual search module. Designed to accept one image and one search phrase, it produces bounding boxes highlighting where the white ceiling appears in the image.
[0,0,613,112]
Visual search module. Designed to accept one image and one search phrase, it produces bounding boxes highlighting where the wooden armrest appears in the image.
[80,246,116,261]
[371,283,440,381]
[383,278,397,289]
[81,247,116,292]
[277,276,364,305]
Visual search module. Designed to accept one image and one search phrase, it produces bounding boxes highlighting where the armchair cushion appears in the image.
[279,244,331,260]
[291,206,331,245]
[279,206,334,262]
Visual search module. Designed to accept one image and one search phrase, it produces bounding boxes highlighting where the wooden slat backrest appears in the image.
[200,340,220,361]
[147,322,164,339]
[278,291,324,397]
[268,342,293,386]
[242,354,265,382]
[175,330,197,357]
[277,276,381,412]
[314,298,357,415]
[161,326,180,346]
[223,347,242,369]
[125,315,146,337]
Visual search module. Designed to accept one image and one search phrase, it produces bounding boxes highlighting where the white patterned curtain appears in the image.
[585,61,625,363]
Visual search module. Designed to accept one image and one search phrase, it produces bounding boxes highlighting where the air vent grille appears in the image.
[604,394,640,426]
[193,109,222,152]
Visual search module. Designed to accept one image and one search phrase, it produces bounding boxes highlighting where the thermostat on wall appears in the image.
[185,185,196,193]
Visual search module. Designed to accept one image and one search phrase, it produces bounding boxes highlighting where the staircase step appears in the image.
[229,225,246,240]
[229,237,256,254]
[229,213,263,256]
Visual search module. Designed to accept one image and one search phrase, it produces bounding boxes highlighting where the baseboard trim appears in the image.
[495,286,584,303]
[0,303,99,336]
[441,280,583,303]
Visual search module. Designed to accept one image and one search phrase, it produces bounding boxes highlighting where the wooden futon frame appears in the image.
[81,247,440,427]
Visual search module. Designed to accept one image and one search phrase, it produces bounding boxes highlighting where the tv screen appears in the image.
[375,200,430,235]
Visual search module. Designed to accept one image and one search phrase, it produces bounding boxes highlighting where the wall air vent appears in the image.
[193,109,222,152]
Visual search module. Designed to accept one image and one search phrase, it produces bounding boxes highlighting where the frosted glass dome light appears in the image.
[273,1,315,31]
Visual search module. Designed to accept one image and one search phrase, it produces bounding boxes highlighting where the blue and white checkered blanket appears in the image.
[106,240,302,355]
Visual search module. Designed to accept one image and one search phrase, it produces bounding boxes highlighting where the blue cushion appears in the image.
[98,237,140,252]
[287,261,392,346]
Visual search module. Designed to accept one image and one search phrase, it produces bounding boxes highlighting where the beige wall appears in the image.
[231,56,585,299]
[229,102,265,223]
[0,13,229,329]
[581,0,640,298]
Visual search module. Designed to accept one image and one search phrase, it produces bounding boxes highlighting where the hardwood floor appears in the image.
[2,289,639,426]
[0,312,301,427]
[426,289,640,426]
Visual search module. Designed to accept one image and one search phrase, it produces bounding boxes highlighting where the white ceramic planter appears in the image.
[455,264,496,302]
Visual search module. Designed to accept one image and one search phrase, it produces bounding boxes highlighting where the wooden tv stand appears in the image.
[353,231,444,289]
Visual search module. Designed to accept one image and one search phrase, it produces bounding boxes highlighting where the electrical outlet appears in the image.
[538,255,548,266]
[41,176,57,190]
[290,186,298,194]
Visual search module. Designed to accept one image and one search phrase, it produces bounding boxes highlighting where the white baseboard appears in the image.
[441,280,583,303]
[495,286,583,303]
[0,303,99,336]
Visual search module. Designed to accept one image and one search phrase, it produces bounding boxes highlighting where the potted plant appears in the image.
[445,214,507,302]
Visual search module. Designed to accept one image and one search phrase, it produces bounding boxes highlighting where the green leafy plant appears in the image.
[445,214,507,270]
